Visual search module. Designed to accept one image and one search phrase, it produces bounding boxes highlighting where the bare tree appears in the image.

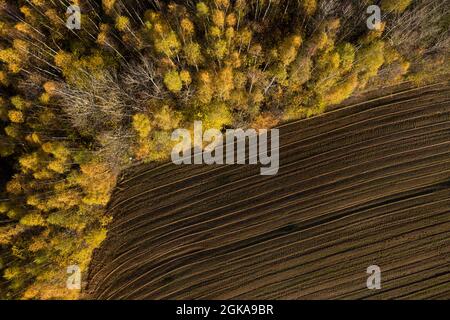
[387,0,449,54]
[121,57,166,109]
[55,69,128,138]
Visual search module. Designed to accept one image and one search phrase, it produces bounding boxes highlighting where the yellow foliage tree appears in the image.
[301,0,317,16]
[184,42,203,66]
[132,113,152,138]
[8,110,24,123]
[20,212,46,227]
[153,106,181,130]
[77,161,116,206]
[164,70,183,93]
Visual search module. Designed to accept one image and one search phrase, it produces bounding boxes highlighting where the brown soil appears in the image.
[86,79,450,300]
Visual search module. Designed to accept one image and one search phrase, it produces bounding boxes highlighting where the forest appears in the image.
[0,0,448,299]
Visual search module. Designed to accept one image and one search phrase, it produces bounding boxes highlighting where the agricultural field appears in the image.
[87,80,450,299]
